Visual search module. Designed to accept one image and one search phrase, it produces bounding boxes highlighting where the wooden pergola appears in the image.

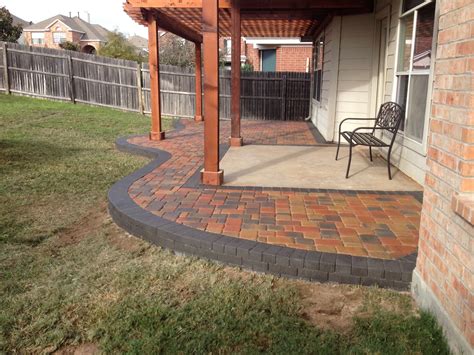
[124,0,374,185]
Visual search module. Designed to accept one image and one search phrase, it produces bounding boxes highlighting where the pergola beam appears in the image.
[128,0,373,10]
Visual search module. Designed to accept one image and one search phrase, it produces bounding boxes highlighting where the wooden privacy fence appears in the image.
[0,42,311,120]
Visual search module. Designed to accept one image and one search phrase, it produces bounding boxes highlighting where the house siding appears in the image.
[311,14,375,141]
[335,14,375,134]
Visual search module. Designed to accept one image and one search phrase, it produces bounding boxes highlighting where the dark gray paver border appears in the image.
[109,123,418,290]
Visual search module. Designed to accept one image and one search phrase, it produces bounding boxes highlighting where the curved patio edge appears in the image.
[108,130,417,291]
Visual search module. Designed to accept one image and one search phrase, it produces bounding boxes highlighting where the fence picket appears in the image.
[2,43,10,94]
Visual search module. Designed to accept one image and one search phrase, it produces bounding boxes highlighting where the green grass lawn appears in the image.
[0,94,450,354]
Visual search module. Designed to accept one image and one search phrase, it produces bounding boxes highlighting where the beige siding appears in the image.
[335,14,375,134]
[376,0,401,103]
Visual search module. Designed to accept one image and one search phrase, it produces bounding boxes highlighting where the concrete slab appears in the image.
[220,145,422,191]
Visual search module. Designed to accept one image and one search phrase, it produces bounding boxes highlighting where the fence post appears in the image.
[281,74,287,120]
[67,54,75,103]
[136,62,145,115]
[2,42,10,94]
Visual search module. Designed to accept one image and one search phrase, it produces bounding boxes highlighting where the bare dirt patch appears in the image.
[103,216,150,254]
[53,200,147,255]
[54,343,100,355]
[54,202,108,247]
[295,282,366,332]
[291,281,416,333]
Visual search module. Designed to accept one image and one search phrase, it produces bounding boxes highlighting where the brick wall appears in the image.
[220,38,312,72]
[276,46,312,72]
[412,0,473,352]
[245,44,260,70]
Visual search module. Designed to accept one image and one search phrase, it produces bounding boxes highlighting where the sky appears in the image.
[2,0,148,38]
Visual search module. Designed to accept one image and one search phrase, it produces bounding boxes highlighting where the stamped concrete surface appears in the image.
[221,145,422,191]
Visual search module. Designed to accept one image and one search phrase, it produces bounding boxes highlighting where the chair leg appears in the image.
[369,146,373,162]
[387,146,393,180]
[346,143,353,179]
[335,134,341,161]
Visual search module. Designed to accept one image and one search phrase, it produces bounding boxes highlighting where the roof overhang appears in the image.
[124,0,374,43]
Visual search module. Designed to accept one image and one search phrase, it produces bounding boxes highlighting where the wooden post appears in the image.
[137,62,145,114]
[148,15,165,140]
[194,43,203,121]
[2,43,10,94]
[281,74,287,120]
[67,54,75,103]
[230,0,243,146]
[201,0,223,186]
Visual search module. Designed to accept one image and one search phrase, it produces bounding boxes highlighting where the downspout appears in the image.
[305,39,315,121]
[330,17,343,142]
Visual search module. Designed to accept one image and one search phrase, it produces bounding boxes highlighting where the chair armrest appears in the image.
[338,118,377,133]
[344,126,395,140]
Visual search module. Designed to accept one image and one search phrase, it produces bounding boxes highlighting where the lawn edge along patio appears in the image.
[108,124,417,290]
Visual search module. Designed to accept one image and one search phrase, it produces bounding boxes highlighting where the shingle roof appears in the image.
[23,14,110,42]
[10,13,32,28]
[128,35,148,49]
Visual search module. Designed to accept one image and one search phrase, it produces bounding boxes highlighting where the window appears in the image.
[313,37,324,101]
[223,39,231,54]
[261,49,276,72]
[53,32,67,44]
[32,32,45,45]
[396,0,435,142]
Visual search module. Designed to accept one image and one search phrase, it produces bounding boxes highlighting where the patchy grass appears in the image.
[0,94,450,354]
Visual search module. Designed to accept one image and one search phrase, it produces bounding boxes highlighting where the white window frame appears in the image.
[392,0,438,155]
[31,32,45,45]
[312,35,324,103]
[53,32,67,44]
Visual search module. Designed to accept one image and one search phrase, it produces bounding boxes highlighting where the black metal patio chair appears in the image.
[335,102,404,180]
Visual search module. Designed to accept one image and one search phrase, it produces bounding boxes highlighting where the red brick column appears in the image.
[412,1,473,352]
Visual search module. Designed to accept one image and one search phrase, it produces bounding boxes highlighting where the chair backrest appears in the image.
[374,102,404,134]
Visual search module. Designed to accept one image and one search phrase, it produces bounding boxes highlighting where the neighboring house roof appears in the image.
[128,35,148,49]
[23,14,110,42]
[10,13,32,28]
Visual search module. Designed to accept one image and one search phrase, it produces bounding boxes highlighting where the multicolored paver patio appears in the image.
[126,119,422,261]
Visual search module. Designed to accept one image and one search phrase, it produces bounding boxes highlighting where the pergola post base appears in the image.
[194,115,203,122]
[201,169,224,185]
[229,137,243,147]
[150,131,166,140]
